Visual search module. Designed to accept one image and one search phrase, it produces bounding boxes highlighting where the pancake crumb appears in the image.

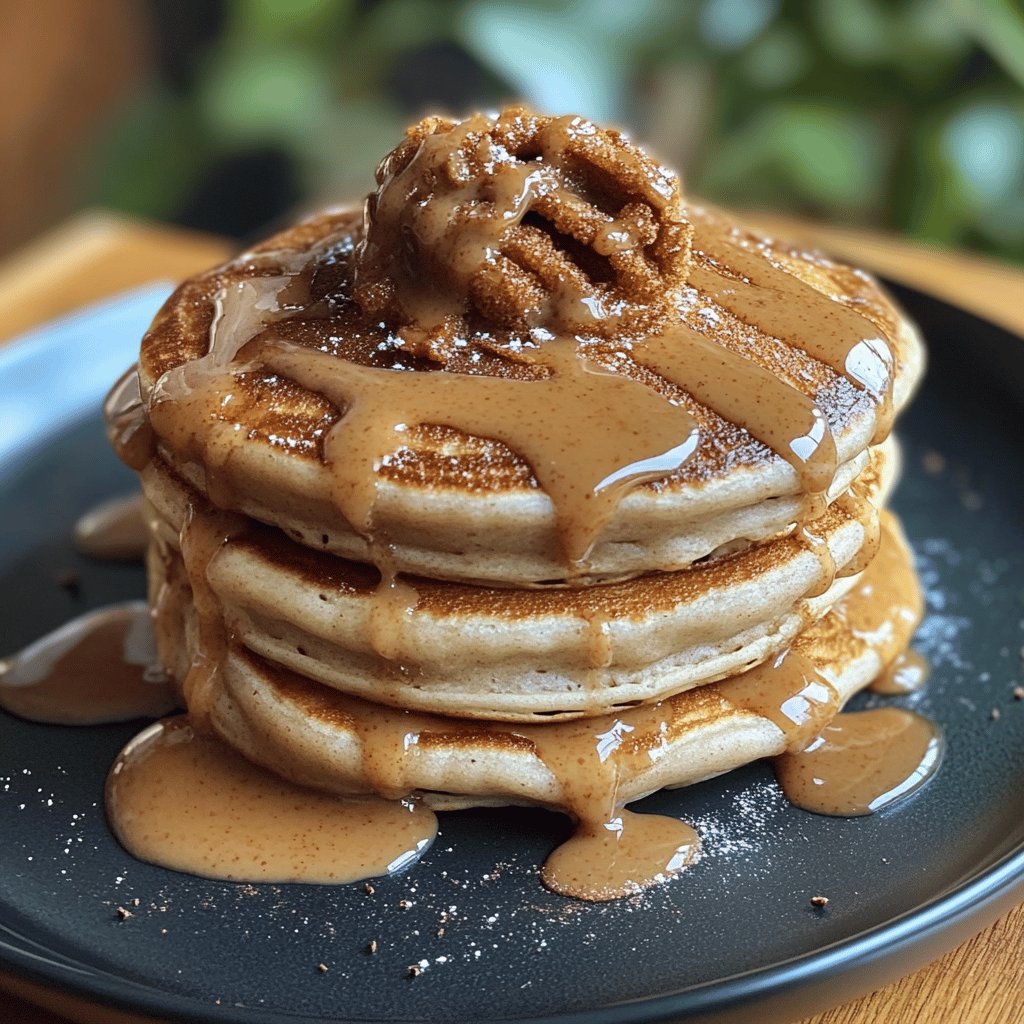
[810,895,829,908]
[55,569,80,594]
[364,882,375,895]
[367,939,378,954]
[1013,686,1023,701]
[990,708,1001,721]
[317,962,329,973]
[115,906,132,920]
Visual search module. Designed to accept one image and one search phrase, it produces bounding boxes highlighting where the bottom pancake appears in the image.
[157,512,922,818]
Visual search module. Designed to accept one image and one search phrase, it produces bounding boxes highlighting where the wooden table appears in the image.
[1,211,1022,1024]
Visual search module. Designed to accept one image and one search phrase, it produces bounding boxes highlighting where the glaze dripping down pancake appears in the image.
[147,512,923,814]
[141,436,897,721]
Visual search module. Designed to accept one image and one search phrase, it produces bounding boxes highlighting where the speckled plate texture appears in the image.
[1,284,1023,1024]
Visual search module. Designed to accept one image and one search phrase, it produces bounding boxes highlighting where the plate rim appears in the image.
[2,839,1022,1024]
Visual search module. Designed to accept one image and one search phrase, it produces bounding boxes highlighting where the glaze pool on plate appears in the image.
[1,285,1023,1023]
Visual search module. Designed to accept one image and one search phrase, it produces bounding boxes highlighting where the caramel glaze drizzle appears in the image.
[870,648,929,695]
[688,220,895,445]
[765,510,939,816]
[0,603,178,726]
[718,510,923,740]
[73,493,148,562]
[105,364,154,472]
[107,715,437,884]
[631,324,836,494]
[174,505,249,730]
[522,705,701,899]
[774,708,941,816]
[193,512,926,897]
[261,338,699,567]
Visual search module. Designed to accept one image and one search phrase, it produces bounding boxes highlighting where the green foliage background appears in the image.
[90,0,1024,259]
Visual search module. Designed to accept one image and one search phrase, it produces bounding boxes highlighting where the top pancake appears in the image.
[134,112,924,585]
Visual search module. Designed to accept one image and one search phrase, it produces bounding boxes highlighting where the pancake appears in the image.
[141,431,896,721]
[152,511,922,815]
[105,108,933,899]
[125,109,924,586]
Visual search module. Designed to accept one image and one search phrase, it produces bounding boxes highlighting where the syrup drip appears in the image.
[208,275,309,362]
[0,603,178,725]
[366,568,420,664]
[582,611,614,671]
[633,324,837,494]
[870,649,929,695]
[520,703,702,899]
[839,510,923,649]
[718,512,923,759]
[774,708,942,816]
[541,809,699,901]
[104,366,154,471]
[689,218,894,442]
[261,338,700,566]
[176,506,249,727]
[73,493,148,561]
[107,716,436,883]
[717,648,840,753]
[836,484,882,578]
[797,523,837,598]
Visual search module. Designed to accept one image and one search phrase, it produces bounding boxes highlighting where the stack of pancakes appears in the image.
[111,108,925,895]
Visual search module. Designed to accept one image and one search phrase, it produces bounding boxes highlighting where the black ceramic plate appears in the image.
[2,284,1024,1024]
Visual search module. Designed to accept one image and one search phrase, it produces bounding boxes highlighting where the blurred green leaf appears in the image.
[977,194,1024,249]
[969,0,1024,86]
[347,0,459,64]
[80,0,1024,262]
[201,42,333,147]
[229,0,354,42]
[812,0,892,64]
[86,86,206,219]
[699,101,886,211]
[742,24,810,88]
